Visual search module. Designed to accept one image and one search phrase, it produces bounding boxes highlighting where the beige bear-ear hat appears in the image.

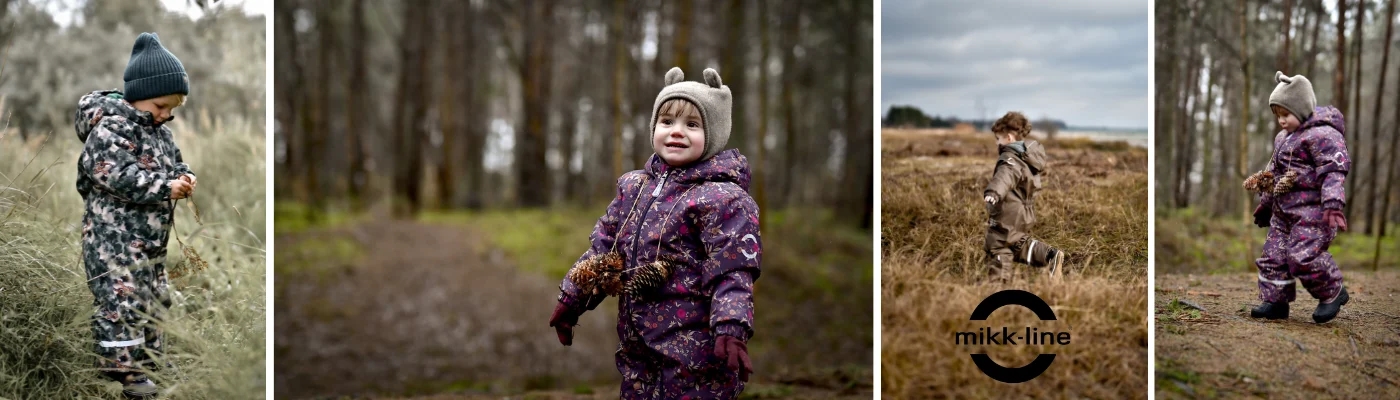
[1268,71,1316,121]
[650,67,733,161]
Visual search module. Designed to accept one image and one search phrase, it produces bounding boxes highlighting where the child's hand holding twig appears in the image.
[168,180,192,199]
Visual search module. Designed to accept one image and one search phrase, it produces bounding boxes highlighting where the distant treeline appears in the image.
[881,105,1066,130]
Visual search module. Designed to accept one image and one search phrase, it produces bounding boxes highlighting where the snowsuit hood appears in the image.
[1297,105,1345,135]
[75,90,161,143]
[1002,140,1047,174]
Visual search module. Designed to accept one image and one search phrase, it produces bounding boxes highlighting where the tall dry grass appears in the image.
[880,130,1148,398]
[0,112,265,399]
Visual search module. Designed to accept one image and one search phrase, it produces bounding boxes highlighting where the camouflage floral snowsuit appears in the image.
[1256,106,1349,303]
[983,140,1059,274]
[558,149,761,399]
[74,89,190,373]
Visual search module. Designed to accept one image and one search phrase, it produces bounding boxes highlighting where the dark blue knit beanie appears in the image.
[124,32,189,101]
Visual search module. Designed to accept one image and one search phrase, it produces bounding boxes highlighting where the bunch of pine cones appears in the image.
[566,252,674,297]
[1244,170,1300,195]
[567,252,625,296]
[1243,170,1275,193]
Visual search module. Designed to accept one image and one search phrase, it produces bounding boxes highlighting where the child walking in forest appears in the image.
[1245,71,1351,323]
[549,67,760,399]
[982,112,1066,280]
[75,32,196,398]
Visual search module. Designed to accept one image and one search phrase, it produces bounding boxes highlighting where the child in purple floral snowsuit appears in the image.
[1247,72,1351,323]
[550,67,760,399]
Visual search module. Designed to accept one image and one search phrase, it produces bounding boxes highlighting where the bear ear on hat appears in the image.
[1275,71,1291,84]
[665,67,685,85]
[703,68,723,88]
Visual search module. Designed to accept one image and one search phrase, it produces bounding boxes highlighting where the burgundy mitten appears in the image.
[714,335,753,382]
[1324,209,1348,232]
[548,302,579,346]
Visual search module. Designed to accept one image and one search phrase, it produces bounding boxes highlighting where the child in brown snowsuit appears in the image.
[983,112,1065,279]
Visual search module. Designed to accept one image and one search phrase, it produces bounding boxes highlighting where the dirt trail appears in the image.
[1156,271,1400,399]
[274,220,619,398]
[274,219,869,399]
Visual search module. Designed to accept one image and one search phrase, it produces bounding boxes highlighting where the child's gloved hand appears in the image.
[548,302,580,346]
[1324,209,1348,232]
[1252,204,1272,228]
[714,335,753,382]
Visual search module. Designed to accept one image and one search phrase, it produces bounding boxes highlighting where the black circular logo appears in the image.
[967,289,1060,383]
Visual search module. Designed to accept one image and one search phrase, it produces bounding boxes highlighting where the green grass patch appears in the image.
[1156,207,1400,274]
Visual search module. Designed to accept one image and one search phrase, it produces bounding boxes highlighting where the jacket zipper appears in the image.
[624,169,669,305]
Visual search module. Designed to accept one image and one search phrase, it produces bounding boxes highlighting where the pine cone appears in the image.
[565,255,601,293]
[1273,170,1299,194]
[597,252,625,296]
[1243,170,1275,193]
[624,259,674,296]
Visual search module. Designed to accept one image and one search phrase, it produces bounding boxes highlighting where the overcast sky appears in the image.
[44,0,267,26]
[882,0,1148,128]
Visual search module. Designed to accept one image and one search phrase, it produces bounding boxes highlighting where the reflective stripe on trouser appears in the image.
[1010,238,1058,267]
[1255,213,1343,303]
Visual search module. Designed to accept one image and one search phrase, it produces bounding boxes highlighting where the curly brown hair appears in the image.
[991,111,1031,139]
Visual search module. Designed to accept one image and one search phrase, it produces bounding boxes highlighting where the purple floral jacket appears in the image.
[559,149,761,366]
[1260,106,1351,214]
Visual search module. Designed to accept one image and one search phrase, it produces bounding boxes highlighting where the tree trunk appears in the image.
[1306,0,1323,76]
[1202,61,1218,211]
[463,2,485,210]
[273,0,302,201]
[673,0,693,75]
[1336,0,1350,115]
[517,0,555,207]
[1240,0,1253,269]
[309,1,335,211]
[754,0,770,226]
[721,0,746,154]
[346,0,368,209]
[780,0,801,206]
[1282,0,1295,72]
[610,0,627,195]
[841,0,870,228]
[436,1,461,209]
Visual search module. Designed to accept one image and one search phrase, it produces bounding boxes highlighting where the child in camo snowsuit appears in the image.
[982,112,1065,279]
[1247,72,1351,323]
[75,32,195,397]
[550,67,760,399]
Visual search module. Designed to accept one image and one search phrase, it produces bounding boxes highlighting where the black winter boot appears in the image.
[1312,287,1349,324]
[1250,301,1289,320]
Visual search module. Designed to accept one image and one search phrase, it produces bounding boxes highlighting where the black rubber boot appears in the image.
[1312,287,1349,324]
[1250,301,1289,320]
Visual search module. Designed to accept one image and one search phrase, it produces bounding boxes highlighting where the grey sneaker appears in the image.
[122,374,158,398]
